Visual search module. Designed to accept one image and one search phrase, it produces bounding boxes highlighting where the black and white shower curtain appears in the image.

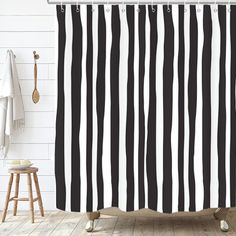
[55,4,236,213]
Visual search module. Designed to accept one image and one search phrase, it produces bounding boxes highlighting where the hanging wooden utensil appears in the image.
[32,51,40,104]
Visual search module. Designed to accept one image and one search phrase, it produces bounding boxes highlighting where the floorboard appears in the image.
[0,209,234,235]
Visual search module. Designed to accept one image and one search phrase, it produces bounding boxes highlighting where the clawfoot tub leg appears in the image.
[214,208,230,232]
[85,211,100,232]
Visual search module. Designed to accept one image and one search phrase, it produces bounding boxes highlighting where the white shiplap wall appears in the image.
[0,0,57,210]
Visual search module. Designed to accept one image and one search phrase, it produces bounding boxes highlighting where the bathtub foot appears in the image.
[214,208,229,232]
[86,211,100,232]
[220,220,229,232]
[85,220,94,232]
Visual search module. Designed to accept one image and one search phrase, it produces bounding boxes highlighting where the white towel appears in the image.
[0,50,25,158]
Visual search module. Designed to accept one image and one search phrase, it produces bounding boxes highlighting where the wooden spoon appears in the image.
[32,51,40,104]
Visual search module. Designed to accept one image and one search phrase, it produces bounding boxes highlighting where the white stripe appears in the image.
[144,4,150,209]
[225,5,231,207]
[103,5,112,208]
[210,5,220,208]
[171,5,179,213]
[156,5,164,213]
[54,5,59,161]
[184,5,190,211]
[195,5,204,211]
[64,5,72,211]
[92,5,98,210]
[118,4,128,211]
[134,5,139,210]
[80,5,87,212]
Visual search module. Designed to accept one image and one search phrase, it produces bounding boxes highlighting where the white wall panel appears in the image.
[0,16,55,31]
[0,176,55,192]
[0,0,57,210]
[3,144,49,160]
[0,0,55,16]
[48,144,55,159]
[0,64,51,80]
[0,32,54,47]
[25,112,56,128]
[11,128,55,144]
[0,192,56,210]
[20,80,56,95]
[23,96,56,112]
[49,64,57,78]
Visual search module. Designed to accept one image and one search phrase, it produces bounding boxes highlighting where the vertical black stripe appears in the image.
[147,5,158,211]
[138,5,146,210]
[126,5,135,211]
[96,5,106,210]
[55,5,66,211]
[86,5,93,212]
[218,5,226,208]
[230,5,236,206]
[110,5,120,207]
[178,5,185,212]
[188,5,197,212]
[71,5,82,211]
[202,5,212,209]
[163,5,174,213]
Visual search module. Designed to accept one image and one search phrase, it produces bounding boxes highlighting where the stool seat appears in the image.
[2,166,44,223]
[8,167,38,174]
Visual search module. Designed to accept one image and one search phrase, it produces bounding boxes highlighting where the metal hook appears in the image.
[184,0,187,13]
[60,2,64,13]
[121,0,125,12]
[91,0,95,12]
[228,0,231,12]
[76,2,79,12]
[197,0,201,12]
[151,0,155,12]
[167,0,171,12]
[33,51,40,63]
[214,0,218,12]
[106,0,110,12]
[136,0,140,12]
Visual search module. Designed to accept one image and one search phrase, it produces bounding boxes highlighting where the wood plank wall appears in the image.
[0,0,57,210]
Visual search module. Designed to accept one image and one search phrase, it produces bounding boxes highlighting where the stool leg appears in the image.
[27,173,34,223]
[33,173,44,217]
[2,173,14,222]
[13,174,20,216]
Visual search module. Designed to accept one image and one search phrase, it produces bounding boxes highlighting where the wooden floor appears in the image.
[0,210,236,236]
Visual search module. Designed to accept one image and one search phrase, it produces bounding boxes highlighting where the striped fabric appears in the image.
[55,4,236,213]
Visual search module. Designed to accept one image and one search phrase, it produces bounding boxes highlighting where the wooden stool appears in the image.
[1,167,44,223]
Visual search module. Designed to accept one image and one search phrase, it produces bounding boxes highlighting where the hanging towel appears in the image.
[0,50,25,158]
